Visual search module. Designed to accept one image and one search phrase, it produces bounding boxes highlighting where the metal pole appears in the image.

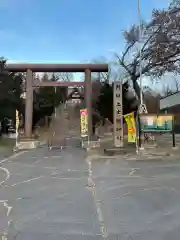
[137,0,143,106]
[55,87,57,117]
[137,0,146,151]
[172,116,176,148]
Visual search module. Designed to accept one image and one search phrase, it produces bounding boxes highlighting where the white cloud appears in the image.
[6,59,23,63]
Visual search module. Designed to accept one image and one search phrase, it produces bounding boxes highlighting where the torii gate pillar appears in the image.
[25,69,34,138]
[85,68,92,138]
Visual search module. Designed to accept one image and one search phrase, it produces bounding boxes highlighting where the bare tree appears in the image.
[162,84,174,97]
[114,0,180,101]
[91,57,111,82]
[56,72,73,82]
[91,81,102,108]
[172,75,180,92]
[161,75,180,97]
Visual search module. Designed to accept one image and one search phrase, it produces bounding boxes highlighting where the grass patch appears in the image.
[0,137,15,151]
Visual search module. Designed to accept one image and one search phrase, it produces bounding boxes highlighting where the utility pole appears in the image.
[137,0,143,107]
[55,87,57,117]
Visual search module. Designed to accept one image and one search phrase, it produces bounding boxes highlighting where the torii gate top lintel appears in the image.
[5,63,108,73]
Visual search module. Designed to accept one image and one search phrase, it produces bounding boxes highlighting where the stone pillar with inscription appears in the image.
[113,82,124,147]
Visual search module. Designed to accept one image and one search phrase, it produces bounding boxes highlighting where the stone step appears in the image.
[104,147,136,156]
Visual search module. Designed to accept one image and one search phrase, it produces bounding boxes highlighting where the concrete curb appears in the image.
[13,140,46,152]
[86,152,180,162]
[86,148,180,161]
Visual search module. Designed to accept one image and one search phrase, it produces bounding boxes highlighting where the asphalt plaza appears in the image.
[0,144,180,239]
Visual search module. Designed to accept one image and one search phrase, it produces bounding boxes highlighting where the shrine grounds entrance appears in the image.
[5,63,108,143]
[47,102,83,149]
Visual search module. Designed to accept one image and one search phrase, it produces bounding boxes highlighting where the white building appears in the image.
[160,91,180,133]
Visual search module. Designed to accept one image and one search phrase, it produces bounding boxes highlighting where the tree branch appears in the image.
[121,43,134,62]
[114,53,132,77]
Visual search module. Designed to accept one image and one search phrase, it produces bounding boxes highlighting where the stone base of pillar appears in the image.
[82,137,101,150]
[13,138,45,151]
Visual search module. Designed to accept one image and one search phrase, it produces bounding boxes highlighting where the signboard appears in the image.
[139,114,173,132]
[80,108,88,137]
[124,112,136,143]
[138,103,148,114]
[113,82,123,147]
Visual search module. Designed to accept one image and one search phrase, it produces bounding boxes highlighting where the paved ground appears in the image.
[0,140,180,239]
[90,156,180,239]
[0,142,103,239]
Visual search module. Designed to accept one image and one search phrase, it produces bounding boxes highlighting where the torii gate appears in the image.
[5,63,108,140]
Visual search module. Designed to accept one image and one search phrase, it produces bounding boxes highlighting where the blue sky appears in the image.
[0,0,170,64]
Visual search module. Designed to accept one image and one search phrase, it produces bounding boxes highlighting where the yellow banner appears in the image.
[80,109,88,137]
[124,112,136,143]
[16,110,19,130]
